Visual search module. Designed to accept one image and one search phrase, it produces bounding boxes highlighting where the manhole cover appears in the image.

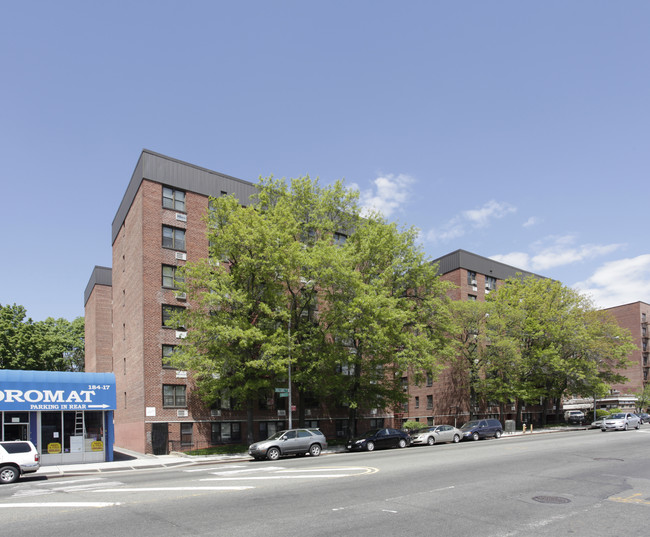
[532,496,571,504]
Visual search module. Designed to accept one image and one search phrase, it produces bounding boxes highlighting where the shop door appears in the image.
[151,423,168,455]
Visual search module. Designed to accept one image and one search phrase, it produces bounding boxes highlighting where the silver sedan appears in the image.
[410,425,462,446]
[601,412,641,432]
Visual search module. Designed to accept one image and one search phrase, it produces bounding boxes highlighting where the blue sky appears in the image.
[1,1,649,322]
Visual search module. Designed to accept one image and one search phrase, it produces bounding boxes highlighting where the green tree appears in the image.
[173,176,358,443]
[483,277,634,425]
[633,382,650,413]
[319,214,456,437]
[0,303,85,371]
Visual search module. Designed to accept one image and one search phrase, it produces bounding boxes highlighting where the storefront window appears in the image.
[41,411,105,454]
[2,412,29,441]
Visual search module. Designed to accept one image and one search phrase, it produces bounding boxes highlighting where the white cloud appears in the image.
[573,254,650,308]
[355,173,415,218]
[490,235,624,273]
[523,216,538,228]
[426,200,516,243]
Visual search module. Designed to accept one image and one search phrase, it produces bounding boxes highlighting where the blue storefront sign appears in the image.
[0,370,116,411]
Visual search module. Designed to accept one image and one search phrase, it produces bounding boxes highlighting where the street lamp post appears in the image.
[288,319,292,429]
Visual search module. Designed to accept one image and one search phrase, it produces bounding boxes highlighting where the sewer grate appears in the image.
[532,496,571,504]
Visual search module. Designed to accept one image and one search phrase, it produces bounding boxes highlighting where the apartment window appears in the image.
[211,422,241,444]
[163,187,186,212]
[162,305,185,327]
[426,373,433,387]
[401,377,408,391]
[162,265,184,289]
[163,385,186,407]
[486,276,497,291]
[415,396,420,409]
[467,271,477,286]
[468,294,477,301]
[162,345,176,369]
[426,395,433,410]
[181,423,193,447]
[335,419,349,438]
[162,226,186,251]
[333,232,347,246]
[369,418,384,429]
[259,421,285,438]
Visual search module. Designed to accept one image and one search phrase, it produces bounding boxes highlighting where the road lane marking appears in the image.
[93,487,254,492]
[0,502,120,508]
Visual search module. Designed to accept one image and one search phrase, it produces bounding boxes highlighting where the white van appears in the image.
[0,441,40,483]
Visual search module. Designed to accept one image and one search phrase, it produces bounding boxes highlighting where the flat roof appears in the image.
[432,249,544,280]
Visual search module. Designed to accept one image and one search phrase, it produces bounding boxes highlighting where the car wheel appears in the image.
[495,430,502,439]
[0,465,19,484]
[601,428,606,432]
[398,438,407,448]
[472,432,480,441]
[266,447,281,461]
[453,434,460,443]
[624,424,628,431]
[636,422,641,430]
[366,441,375,452]
[309,444,321,457]
[427,436,435,446]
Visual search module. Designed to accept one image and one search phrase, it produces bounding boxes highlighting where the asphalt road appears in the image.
[2,427,650,537]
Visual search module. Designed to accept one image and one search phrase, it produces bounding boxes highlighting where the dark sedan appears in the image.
[346,428,410,452]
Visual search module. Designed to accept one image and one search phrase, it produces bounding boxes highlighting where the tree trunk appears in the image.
[246,398,255,443]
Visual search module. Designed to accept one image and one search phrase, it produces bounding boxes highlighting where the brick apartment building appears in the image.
[403,249,542,427]
[599,301,650,407]
[84,150,566,454]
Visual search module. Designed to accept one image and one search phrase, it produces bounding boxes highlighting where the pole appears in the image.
[288,319,292,429]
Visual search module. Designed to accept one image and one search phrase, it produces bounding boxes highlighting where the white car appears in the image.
[601,412,641,432]
[0,441,40,484]
[410,425,462,445]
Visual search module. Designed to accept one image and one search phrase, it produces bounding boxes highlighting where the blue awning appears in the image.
[0,370,116,411]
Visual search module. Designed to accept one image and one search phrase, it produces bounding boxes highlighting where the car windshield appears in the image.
[608,413,625,419]
[460,421,480,430]
[267,431,287,440]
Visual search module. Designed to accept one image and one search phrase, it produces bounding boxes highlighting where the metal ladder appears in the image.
[75,411,84,436]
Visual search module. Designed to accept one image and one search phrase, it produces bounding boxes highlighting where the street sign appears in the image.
[274,388,289,393]
[279,392,289,397]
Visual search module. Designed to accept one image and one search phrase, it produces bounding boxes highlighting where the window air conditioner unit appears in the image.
[175,252,187,261]
[177,410,188,418]
[176,213,187,222]
[175,292,187,300]
[471,279,477,286]
[305,409,311,416]
[277,410,286,417]
[175,371,187,379]
[176,330,187,339]
[211,409,221,417]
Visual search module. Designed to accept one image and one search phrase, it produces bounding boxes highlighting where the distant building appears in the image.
[599,301,650,410]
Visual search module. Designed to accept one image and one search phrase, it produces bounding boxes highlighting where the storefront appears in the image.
[0,370,116,465]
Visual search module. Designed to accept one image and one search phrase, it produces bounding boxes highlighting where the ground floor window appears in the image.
[369,418,384,429]
[259,421,285,439]
[1,411,30,441]
[335,419,349,438]
[211,422,242,444]
[181,423,193,447]
[41,411,105,454]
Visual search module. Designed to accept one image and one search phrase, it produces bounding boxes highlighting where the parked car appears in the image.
[460,419,503,441]
[637,412,649,424]
[410,425,462,446]
[346,428,410,451]
[565,410,586,424]
[0,440,40,484]
[248,428,327,460]
[590,415,609,429]
[601,412,641,432]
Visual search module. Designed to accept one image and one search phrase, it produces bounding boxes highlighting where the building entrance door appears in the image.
[151,423,168,455]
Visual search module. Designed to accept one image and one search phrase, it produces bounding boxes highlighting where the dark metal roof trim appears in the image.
[431,249,543,281]
[84,265,112,306]
[111,150,258,244]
